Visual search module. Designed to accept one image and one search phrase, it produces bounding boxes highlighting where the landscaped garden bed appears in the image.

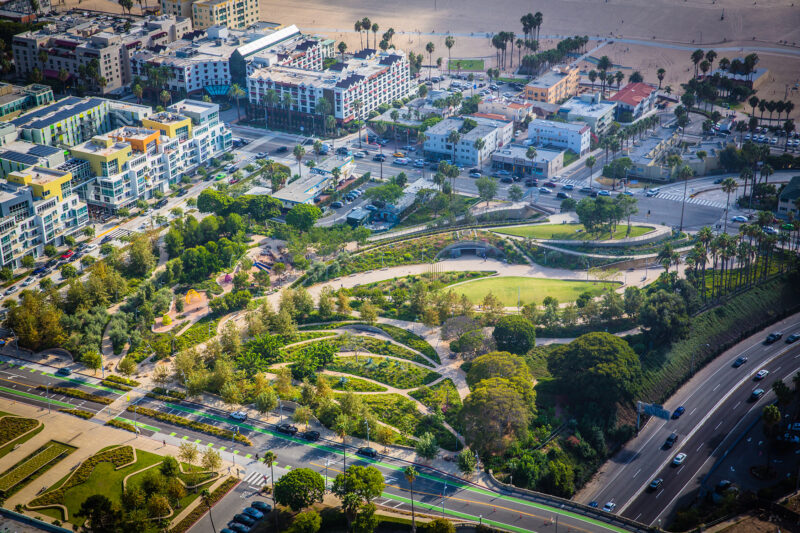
[327,356,440,389]
[0,441,75,497]
[126,406,252,446]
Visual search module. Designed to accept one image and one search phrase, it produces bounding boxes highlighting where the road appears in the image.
[0,352,637,533]
[577,313,800,525]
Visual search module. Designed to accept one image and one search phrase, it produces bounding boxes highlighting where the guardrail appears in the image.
[484,471,657,533]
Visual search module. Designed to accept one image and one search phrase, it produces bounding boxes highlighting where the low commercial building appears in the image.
[478,97,534,124]
[704,64,769,91]
[557,92,616,134]
[423,115,513,166]
[778,176,800,219]
[0,141,65,179]
[0,84,54,120]
[523,66,579,104]
[248,49,413,124]
[527,119,590,156]
[609,82,658,121]
[311,154,355,185]
[11,97,113,147]
[491,144,564,178]
[627,126,681,181]
[271,172,330,207]
[0,166,88,268]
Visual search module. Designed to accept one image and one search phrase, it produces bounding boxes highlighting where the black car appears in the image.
[732,356,748,367]
[500,176,513,184]
[176,188,188,197]
[663,432,678,448]
[356,447,378,458]
[647,478,663,491]
[525,179,538,187]
[556,192,571,199]
[372,154,386,162]
[101,235,113,244]
[589,191,599,197]
[301,430,320,441]
[579,186,593,194]
[276,423,298,435]
[275,146,288,153]
[55,368,72,377]
[155,198,168,208]
[765,332,783,344]
[232,514,255,527]
[786,333,800,344]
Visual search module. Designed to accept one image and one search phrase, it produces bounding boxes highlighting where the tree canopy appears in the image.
[492,315,536,354]
[286,204,323,232]
[273,468,325,511]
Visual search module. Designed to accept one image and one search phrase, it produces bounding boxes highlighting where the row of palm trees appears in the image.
[747,96,796,125]
[353,17,381,50]
[691,49,760,82]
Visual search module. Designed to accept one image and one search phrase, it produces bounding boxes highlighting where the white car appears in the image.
[22,277,35,287]
[84,244,97,252]
[229,411,248,421]
[645,188,661,197]
[673,452,687,465]
[602,501,616,512]
[731,216,748,223]
[754,369,769,380]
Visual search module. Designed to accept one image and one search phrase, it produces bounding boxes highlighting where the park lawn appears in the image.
[322,374,387,392]
[450,276,617,306]
[327,356,440,389]
[494,223,654,241]
[450,58,484,71]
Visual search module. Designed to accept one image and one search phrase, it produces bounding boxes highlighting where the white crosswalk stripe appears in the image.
[243,471,267,487]
[654,193,725,208]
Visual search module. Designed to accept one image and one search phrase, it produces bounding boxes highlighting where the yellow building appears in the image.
[142,112,193,141]
[7,167,73,201]
[69,134,134,178]
[161,0,259,29]
[523,66,579,104]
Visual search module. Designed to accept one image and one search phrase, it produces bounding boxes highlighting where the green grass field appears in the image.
[450,276,617,306]
[494,223,654,241]
[449,59,484,71]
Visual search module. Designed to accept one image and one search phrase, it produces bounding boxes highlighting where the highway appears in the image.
[577,313,800,525]
[0,351,639,533]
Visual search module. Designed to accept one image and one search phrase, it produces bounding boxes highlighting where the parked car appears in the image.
[233,514,255,527]
[22,277,35,287]
[242,507,264,520]
[330,201,344,209]
[672,453,687,466]
[754,369,769,380]
[356,447,378,458]
[60,250,74,260]
[372,154,386,162]
[664,432,678,448]
[598,190,611,196]
[275,146,288,154]
[732,356,748,367]
[469,171,482,178]
[671,406,685,419]
[4,286,17,296]
[251,501,272,513]
[227,524,250,533]
[276,423,298,435]
[501,176,513,183]
[525,179,538,187]
[353,151,366,159]
[495,170,510,177]
[765,332,783,344]
[229,411,248,421]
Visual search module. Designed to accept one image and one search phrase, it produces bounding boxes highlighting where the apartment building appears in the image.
[478,97,534,124]
[0,166,88,268]
[609,82,658,121]
[0,84,53,120]
[13,14,191,94]
[161,0,259,29]
[248,49,412,124]
[12,97,113,147]
[0,0,51,21]
[523,66,579,104]
[557,92,616,135]
[423,115,514,167]
[492,145,564,178]
[527,118,590,155]
[0,141,65,179]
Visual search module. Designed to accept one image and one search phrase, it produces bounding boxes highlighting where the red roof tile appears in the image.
[609,82,656,107]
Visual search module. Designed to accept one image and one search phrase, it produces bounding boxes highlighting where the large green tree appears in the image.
[332,465,385,529]
[639,289,689,341]
[6,291,66,351]
[461,379,531,454]
[492,315,536,354]
[286,204,322,232]
[273,468,325,511]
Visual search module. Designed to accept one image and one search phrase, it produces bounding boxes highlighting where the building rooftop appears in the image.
[0,142,62,166]
[529,118,590,134]
[272,172,329,204]
[169,99,219,116]
[10,166,70,186]
[146,112,189,125]
[779,176,800,203]
[426,115,510,137]
[560,93,616,118]
[493,144,563,162]
[71,136,130,156]
[526,66,576,89]
[609,82,657,107]
[12,97,107,130]
[110,126,157,142]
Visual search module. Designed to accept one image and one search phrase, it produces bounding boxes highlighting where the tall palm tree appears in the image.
[473,138,485,170]
[447,130,460,165]
[282,92,294,129]
[263,89,279,127]
[354,21,362,49]
[678,164,694,232]
[334,415,351,470]
[264,451,278,531]
[229,83,245,121]
[372,23,379,50]
[293,144,305,178]
[361,17,371,47]
[201,489,218,533]
[721,177,738,233]
[425,42,435,80]
[445,36,455,75]
[404,466,418,533]
[705,50,717,72]
[656,68,666,89]
[585,155,596,187]
[690,49,704,78]
[338,41,347,63]
[132,83,143,104]
[159,89,171,108]
[588,70,597,93]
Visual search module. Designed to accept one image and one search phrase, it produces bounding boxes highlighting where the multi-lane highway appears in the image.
[578,313,800,525]
[0,351,639,533]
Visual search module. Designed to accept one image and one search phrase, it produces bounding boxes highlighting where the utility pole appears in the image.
[365,419,370,448]
[441,481,447,517]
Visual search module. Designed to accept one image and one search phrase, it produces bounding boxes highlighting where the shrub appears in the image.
[327,356,440,389]
[0,441,75,496]
[168,476,238,533]
[127,406,252,446]
[40,386,113,405]
[104,375,140,386]
[58,409,93,420]
[105,419,138,433]
[101,380,132,392]
[0,417,38,446]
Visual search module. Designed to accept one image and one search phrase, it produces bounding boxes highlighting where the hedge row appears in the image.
[101,380,132,392]
[152,387,187,400]
[106,419,137,433]
[169,476,239,533]
[41,387,114,405]
[104,375,140,387]
[29,446,134,508]
[126,406,252,446]
[58,409,94,420]
[0,417,38,446]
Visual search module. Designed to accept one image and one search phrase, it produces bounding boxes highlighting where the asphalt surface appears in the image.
[578,313,800,525]
[0,351,632,533]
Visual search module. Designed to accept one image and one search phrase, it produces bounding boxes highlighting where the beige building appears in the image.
[162,0,259,29]
[523,65,579,104]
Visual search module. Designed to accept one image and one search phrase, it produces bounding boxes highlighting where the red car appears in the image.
[544,181,557,188]
[60,250,74,260]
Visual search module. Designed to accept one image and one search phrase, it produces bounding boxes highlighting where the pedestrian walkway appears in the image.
[654,191,726,209]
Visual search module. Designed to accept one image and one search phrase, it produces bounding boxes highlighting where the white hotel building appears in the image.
[247,49,413,123]
[527,119,591,156]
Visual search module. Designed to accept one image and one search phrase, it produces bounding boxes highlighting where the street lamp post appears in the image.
[325,458,330,490]
[365,419,370,448]
[441,482,447,517]
[46,381,51,414]
[278,400,282,423]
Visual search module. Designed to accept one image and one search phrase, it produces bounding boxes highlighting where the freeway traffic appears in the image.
[0,351,640,533]
[578,312,800,525]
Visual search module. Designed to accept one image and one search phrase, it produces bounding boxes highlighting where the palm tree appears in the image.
[334,415,352,470]
[656,68,666,89]
[445,36,455,75]
[352,99,364,147]
[585,155,596,187]
[678,164,694,232]
[690,49,704,78]
[784,119,796,151]
[229,83,245,121]
[201,489,218,533]
[473,138,485,170]
[338,41,347,63]
[293,144,305,178]
[354,21,362,49]
[372,23,379,49]
[58,68,69,94]
[404,466,418,533]
[425,42,435,80]
[588,70,597,92]
[447,130,460,166]
[159,89,171,108]
[132,83,143,104]
[264,451,278,531]
[282,92,294,129]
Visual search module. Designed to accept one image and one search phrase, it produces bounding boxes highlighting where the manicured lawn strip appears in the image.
[0,441,75,496]
[298,322,355,330]
[409,379,463,428]
[58,408,94,420]
[322,374,387,392]
[281,331,338,346]
[358,394,461,451]
[450,277,616,306]
[126,406,252,446]
[169,476,238,533]
[327,356,440,389]
[494,223,654,241]
[40,386,115,405]
[449,58,484,71]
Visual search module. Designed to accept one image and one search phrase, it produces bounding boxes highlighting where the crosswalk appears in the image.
[102,227,133,242]
[654,192,726,208]
[242,470,269,489]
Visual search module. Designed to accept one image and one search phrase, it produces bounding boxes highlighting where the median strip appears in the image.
[0,386,74,409]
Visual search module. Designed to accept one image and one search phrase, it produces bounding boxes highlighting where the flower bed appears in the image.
[0,417,38,447]
[126,406,252,446]
[28,446,134,508]
[169,476,238,533]
[40,386,114,405]
[58,409,94,420]
[0,441,75,497]
[327,356,440,389]
[152,387,187,400]
[409,379,463,428]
